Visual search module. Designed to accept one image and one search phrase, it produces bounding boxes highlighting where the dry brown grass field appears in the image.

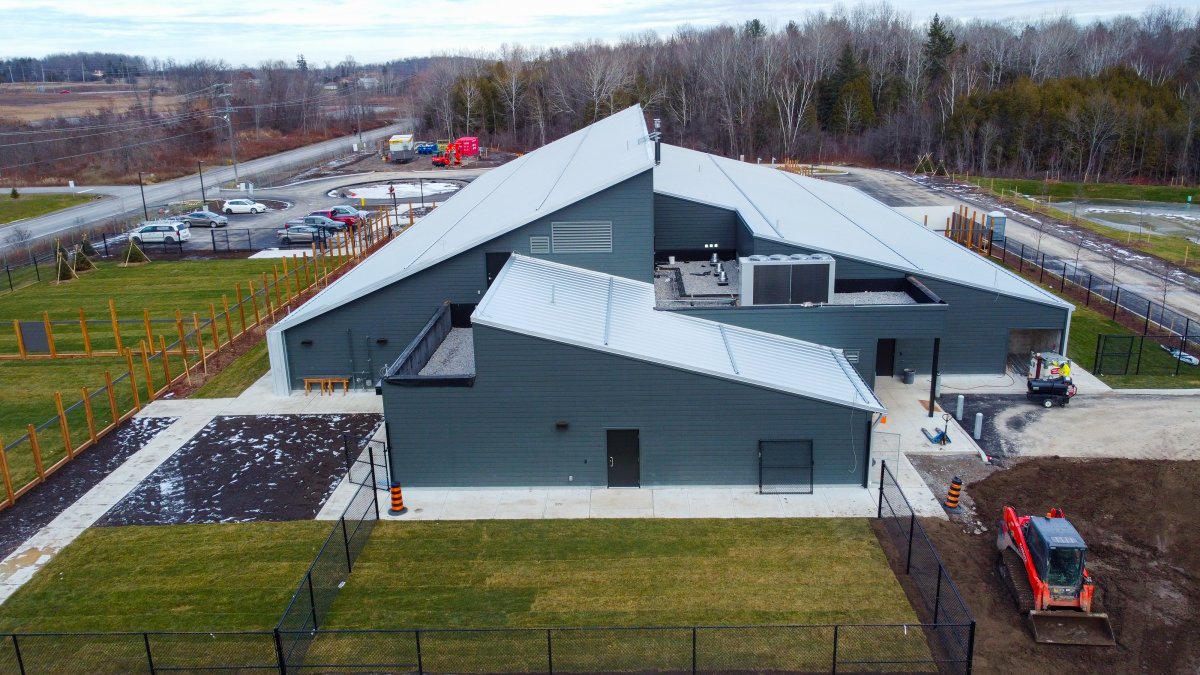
[0,82,182,122]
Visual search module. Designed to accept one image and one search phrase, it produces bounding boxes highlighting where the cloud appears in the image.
[0,0,1187,66]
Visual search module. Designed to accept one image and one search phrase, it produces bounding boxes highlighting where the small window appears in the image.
[551,221,612,253]
[529,236,550,254]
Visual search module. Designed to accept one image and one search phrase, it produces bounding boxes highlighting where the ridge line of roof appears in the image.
[536,121,595,212]
[780,171,924,270]
[706,155,784,238]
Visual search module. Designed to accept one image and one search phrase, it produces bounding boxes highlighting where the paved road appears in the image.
[826,167,1200,323]
[3,124,406,253]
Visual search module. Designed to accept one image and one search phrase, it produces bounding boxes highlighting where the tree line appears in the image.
[414,4,1200,183]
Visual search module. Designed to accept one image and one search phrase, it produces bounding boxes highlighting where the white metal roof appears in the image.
[473,255,885,413]
[653,145,1071,310]
[270,105,654,335]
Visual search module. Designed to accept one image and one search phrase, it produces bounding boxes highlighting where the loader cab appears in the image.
[1026,516,1088,594]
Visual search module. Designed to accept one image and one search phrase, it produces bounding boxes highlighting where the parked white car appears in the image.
[221,199,268,214]
[129,221,191,244]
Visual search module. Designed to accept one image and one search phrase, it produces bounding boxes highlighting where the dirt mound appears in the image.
[922,458,1200,674]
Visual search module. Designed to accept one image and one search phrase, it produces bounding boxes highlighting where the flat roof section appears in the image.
[419,328,475,376]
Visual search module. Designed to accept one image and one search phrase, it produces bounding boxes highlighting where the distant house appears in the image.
[266,105,1072,490]
[357,77,380,89]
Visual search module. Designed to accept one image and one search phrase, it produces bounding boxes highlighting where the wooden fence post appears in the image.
[125,345,141,410]
[79,308,93,356]
[13,320,26,360]
[43,311,57,358]
[139,341,155,401]
[193,314,208,375]
[159,335,171,386]
[209,303,220,351]
[249,281,262,327]
[142,308,154,349]
[222,296,234,342]
[81,387,98,443]
[109,298,123,353]
[301,254,310,289]
[54,391,74,459]
[272,266,282,307]
[28,424,45,481]
[281,257,291,302]
[0,438,14,507]
[105,371,118,426]
[235,284,247,336]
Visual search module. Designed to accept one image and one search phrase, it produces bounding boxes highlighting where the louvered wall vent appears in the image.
[529,236,550,254]
[551,221,613,253]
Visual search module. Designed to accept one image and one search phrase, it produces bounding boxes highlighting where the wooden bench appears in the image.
[303,377,352,395]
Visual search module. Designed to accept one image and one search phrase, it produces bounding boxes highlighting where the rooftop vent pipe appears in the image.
[651,118,662,165]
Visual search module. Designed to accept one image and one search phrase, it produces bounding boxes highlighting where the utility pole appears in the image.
[220,83,240,187]
[137,172,149,221]
[198,161,206,207]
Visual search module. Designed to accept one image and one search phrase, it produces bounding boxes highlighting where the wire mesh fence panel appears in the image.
[295,629,420,673]
[418,629,548,674]
[0,636,19,675]
[62,395,93,452]
[13,632,150,674]
[277,574,318,666]
[834,624,941,674]
[550,627,693,673]
[4,434,40,493]
[144,631,279,672]
[697,625,834,672]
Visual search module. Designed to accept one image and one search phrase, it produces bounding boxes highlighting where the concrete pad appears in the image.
[491,490,548,519]
[589,488,654,518]
[648,489,696,518]
[542,489,591,519]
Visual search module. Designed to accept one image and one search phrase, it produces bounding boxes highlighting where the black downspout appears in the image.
[928,337,941,418]
[861,412,872,488]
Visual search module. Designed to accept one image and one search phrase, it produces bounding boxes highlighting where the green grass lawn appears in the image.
[191,339,269,398]
[0,522,330,632]
[326,519,914,629]
[0,193,97,225]
[968,176,1199,204]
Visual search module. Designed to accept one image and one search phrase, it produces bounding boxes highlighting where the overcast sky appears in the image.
[1,0,1195,67]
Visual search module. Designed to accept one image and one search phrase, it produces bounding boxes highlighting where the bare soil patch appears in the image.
[920,457,1200,674]
[0,417,175,559]
[96,413,381,525]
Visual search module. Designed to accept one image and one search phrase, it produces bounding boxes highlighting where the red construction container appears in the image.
[455,136,480,157]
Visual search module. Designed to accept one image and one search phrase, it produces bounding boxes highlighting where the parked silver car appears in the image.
[177,210,229,227]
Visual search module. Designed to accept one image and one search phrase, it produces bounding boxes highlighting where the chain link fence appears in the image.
[877,461,975,675]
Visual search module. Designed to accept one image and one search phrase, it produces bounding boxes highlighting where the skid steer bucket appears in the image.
[1028,610,1116,646]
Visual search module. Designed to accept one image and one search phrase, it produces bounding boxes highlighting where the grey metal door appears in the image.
[759,440,814,494]
[607,430,640,487]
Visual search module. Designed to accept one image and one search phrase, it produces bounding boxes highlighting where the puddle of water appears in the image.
[1057,198,1200,240]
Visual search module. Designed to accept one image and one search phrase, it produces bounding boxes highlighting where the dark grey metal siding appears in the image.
[383,325,872,487]
[281,171,654,388]
[674,304,947,387]
[653,194,738,251]
[920,278,1070,373]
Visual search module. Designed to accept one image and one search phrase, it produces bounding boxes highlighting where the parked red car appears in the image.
[309,205,368,227]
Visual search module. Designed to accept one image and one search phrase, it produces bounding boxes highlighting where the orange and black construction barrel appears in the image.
[943,476,963,510]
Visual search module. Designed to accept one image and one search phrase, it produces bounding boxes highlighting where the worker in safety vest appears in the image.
[1058,361,1071,381]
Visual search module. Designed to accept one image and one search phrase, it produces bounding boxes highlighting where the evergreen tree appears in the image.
[924,14,956,86]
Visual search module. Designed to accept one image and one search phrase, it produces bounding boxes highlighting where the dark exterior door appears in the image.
[486,251,512,287]
[876,339,896,377]
[607,430,640,487]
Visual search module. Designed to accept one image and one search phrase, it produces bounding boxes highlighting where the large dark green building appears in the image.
[267,105,1071,490]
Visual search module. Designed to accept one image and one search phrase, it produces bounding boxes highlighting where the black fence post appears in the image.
[143,632,156,675]
[342,433,353,471]
[306,572,318,631]
[905,513,915,573]
[211,229,217,252]
[4,266,11,293]
[31,256,39,282]
[1060,263,1067,291]
[1144,301,1152,334]
[1093,335,1103,373]
[415,630,424,675]
[876,461,886,518]
[340,516,352,573]
[691,627,698,674]
[102,235,109,257]
[831,624,839,674]
[1178,334,1185,377]
[1135,336,1145,375]
[1085,274,1093,306]
[11,634,25,675]
[547,629,554,675]
[1018,243,1024,272]
[368,443,381,520]
[933,565,944,623]
[965,620,976,675]
[274,628,288,675]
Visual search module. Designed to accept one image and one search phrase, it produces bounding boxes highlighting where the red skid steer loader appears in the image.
[996,506,1116,646]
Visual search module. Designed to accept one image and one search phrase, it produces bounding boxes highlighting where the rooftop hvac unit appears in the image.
[739,254,835,305]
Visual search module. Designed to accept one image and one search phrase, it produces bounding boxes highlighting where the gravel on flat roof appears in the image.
[419,328,475,375]
[828,291,916,305]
